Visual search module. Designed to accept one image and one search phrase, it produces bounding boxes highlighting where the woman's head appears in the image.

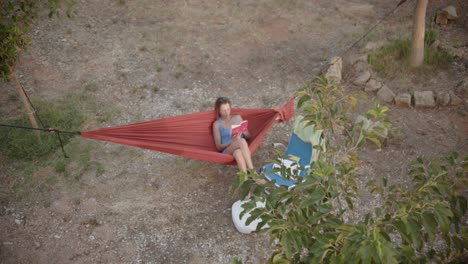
[215,97,231,118]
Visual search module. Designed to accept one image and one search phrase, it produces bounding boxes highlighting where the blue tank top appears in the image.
[219,116,234,145]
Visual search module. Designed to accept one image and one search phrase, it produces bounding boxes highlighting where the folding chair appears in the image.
[231,116,323,233]
[261,115,323,189]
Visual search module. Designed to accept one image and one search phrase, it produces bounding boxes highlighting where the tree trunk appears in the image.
[409,0,429,68]
[11,69,39,129]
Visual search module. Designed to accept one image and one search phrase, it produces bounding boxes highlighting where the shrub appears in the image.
[234,77,467,263]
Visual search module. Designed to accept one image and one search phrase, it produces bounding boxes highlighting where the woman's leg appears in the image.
[238,139,254,170]
[225,139,253,172]
[232,149,247,173]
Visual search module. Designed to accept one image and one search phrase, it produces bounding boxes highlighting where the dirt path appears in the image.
[1,0,466,263]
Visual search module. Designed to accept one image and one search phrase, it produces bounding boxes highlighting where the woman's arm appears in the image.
[237,115,251,139]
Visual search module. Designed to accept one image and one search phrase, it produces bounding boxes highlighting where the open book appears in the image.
[231,120,248,137]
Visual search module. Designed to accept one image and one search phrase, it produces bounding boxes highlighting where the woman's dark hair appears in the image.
[214,97,231,115]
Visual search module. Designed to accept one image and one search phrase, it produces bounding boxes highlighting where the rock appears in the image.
[34,241,41,249]
[436,6,458,25]
[353,60,368,73]
[365,41,386,50]
[455,80,468,98]
[353,70,371,86]
[395,93,412,107]
[414,91,435,108]
[436,12,448,25]
[377,85,395,103]
[325,56,342,84]
[446,46,465,58]
[449,91,463,105]
[436,91,450,106]
[443,6,458,20]
[364,79,382,92]
[14,219,23,225]
[348,54,368,64]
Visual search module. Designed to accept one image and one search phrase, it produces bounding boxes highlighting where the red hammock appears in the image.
[80,98,295,165]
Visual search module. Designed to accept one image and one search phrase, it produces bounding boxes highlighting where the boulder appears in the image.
[377,85,395,103]
[353,70,371,86]
[436,12,449,25]
[436,91,450,106]
[325,56,343,84]
[364,79,382,92]
[414,91,435,108]
[436,6,458,25]
[443,5,458,20]
[395,93,412,107]
[353,60,368,73]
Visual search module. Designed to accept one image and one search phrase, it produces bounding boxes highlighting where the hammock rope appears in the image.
[0,123,79,158]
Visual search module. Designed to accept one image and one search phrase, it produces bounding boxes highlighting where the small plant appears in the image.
[174,72,183,79]
[156,66,163,72]
[152,85,160,92]
[95,162,105,177]
[84,82,98,92]
[82,216,99,226]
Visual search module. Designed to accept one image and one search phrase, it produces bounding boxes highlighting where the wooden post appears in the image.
[409,0,429,68]
[11,69,39,129]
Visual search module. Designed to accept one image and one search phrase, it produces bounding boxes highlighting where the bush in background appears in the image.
[368,30,453,77]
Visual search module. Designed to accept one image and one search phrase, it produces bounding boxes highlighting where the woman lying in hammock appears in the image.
[212,97,254,173]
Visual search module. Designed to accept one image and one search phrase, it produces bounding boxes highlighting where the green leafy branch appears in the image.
[233,76,467,264]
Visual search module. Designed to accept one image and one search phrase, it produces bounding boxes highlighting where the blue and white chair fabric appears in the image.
[262,115,323,189]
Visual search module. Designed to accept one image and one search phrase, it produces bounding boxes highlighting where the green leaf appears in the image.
[245,208,262,226]
[400,244,416,260]
[421,211,437,242]
[356,241,379,263]
[239,200,255,220]
[271,252,289,264]
[407,216,423,250]
[231,257,243,264]
[366,135,381,148]
[433,202,453,235]
[393,219,411,244]
[381,176,388,187]
[345,196,354,210]
[297,95,311,109]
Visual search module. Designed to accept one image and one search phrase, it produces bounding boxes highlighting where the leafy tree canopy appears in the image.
[0,0,75,80]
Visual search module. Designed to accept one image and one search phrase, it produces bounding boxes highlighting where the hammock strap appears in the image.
[0,123,80,158]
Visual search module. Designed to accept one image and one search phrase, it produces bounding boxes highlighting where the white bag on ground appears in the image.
[231,199,266,234]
